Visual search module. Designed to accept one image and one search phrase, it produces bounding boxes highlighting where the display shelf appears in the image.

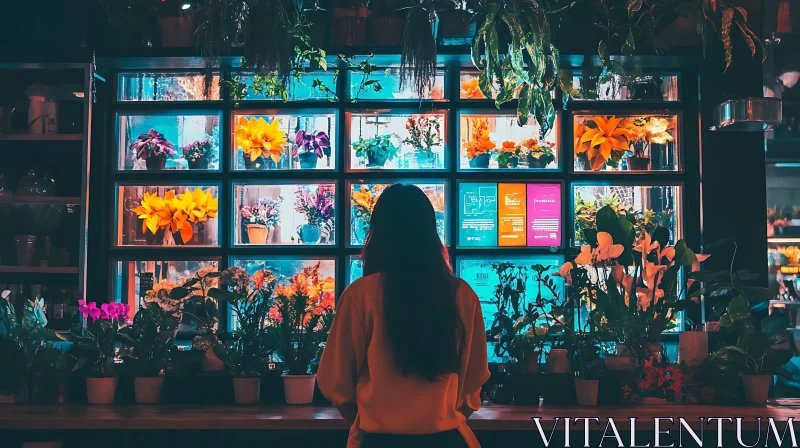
[769,237,800,244]
[0,134,82,141]
[0,266,78,274]
[0,196,80,204]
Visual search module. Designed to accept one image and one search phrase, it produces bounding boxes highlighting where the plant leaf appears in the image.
[627,0,642,17]
[721,7,734,70]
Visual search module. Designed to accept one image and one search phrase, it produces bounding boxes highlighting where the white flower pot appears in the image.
[575,379,599,406]
[742,374,771,404]
[546,349,569,374]
[233,377,261,405]
[134,376,165,404]
[86,377,118,405]
[282,374,316,405]
[679,331,708,368]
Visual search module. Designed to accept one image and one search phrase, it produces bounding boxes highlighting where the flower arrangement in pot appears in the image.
[209,267,279,405]
[522,138,556,169]
[572,335,604,406]
[235,117,288,170]
[294,186,334,244]
[268,264,335,404]
[119,302,180,404]
[132,129,176,171]
[169,268,224,373]
[350,184,384,245]
[240,197,282,245]
[626,117,674,171]
[573,117,631,171]
[464,117,496,168]
[181,137,217,170]
[294,130,331,169]
[132,188,219,245]
[352,134,400,168]
[496,141,522,168]
[68,301,129,404]
[401,116,441,169]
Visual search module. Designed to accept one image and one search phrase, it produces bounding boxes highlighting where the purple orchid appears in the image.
[79,300,130,322]
[132,129,177,160]
[294,130,331,159]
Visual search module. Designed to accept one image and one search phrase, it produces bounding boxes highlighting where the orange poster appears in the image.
[498,183,526,246]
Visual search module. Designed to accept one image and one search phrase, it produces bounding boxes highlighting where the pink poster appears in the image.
[526,184,561,247]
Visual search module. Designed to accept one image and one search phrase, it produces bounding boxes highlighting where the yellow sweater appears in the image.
[318,273,490,448]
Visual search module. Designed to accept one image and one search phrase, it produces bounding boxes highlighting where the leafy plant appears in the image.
[712,306,793,376]
[119,302,180,377]
[68,301,129,378]
[169,269,222,335]
[402,116,442,153]
[352,134,401,161]
[0,294,25,395]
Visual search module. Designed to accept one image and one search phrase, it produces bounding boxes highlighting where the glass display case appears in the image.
[568,72,679,101]
[233,182,336,246]
[458,182,562,248]
[232,112,337,171]
[572,184,681,246]
[116,184,220,247]
[458,113,559,170]
[117,112,222,171]
[348,111,447,170]
[113,259,220,326]
[117,72,221,102]
[349,181,447,246]
[236,71,338,101]
[572,113,680,172]
[347,68,446,101]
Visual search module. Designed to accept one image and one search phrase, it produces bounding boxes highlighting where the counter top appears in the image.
[0,403,795,431]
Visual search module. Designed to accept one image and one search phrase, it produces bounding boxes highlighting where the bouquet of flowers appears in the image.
[181,138,217,168]
[132,188,219,244]
[464,117,496,160]
[133,129,176,160]
[68,301,130,377]
[240,197,282,229]
[522,138,556,167]
[295,187,334,227]
[402,116,442,153]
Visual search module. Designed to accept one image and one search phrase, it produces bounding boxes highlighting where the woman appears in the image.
[318,184,490,448]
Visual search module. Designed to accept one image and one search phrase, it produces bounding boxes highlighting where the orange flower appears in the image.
[499,141,518,154]
[293,273,311,296]
[252,269,266,290]
[275,284,296,298]
[460,78,485,99]
[521,138,539,150]
[465,117,496,159]
[574,116,631,171]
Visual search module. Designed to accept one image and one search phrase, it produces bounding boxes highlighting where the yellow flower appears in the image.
[235,116,288,164]
[189,187,218,222]
[574,116,631,171]
[644,117,674,144]
[169,189,201,242]
[352,190,377,212]
[460,78,485,99]
[132,191,172,235]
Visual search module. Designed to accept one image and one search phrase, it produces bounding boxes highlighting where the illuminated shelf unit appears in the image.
[96,57,700,343]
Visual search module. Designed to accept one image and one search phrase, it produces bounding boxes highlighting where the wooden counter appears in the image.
[0,403,795,431]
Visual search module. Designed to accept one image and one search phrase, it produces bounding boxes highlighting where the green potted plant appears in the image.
[402,116,441,168]
[294,186,334,244]
[270,264,335,404]
[522,138,556,169]
[352,134,400,168]
[573,336,604,406]
[210,267,279,405]
[22,297,75,404]
[181,137,217,170]
[169,268,223,373]
[496,141,522,168]
[68,301,129,404]
[119,302,180,404]
[240,197,282,245]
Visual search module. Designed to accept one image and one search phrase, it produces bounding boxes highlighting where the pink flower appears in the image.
[269,306,283,323]
[80,301,102,321]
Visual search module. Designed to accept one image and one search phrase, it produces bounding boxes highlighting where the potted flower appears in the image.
[464,117,496,168]
[0,293,26,403]
[132,188,218,245]
[522,138,556,168]
[132,129,176,171]
[269,264,335,404]
[210,267,279,405]
[401,116,441,169]
[240,197,282,245]
[68,301,129,404]
[496,141,522,168]
[573,337,603,406]
[638,358,685,404]
[119,302,180,404]
[352,134,400,168]
[294,130,331,169]
[350,184,384,245]
[294,186,334,244]
[181,138,217,170]
[573,117,631,171]
[629,116,674,171]
[235,117,288,170]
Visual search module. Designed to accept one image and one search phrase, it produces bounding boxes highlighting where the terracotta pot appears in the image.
[134,376,165,404]
[546,349,570,374]
[371,15,404,46]
[158,15,195,48]
[575,379,599,406]
[282,374,316,404]
[742,374,771,404]
[246,224,268,245]
[202,350,225,373]
[233,377,261,405]
[86,377,118,405]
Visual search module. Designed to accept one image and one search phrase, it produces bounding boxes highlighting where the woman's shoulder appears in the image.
[453,277,480,307]
[339,272,384,304]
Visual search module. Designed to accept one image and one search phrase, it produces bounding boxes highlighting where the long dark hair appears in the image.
[361,184,463,381]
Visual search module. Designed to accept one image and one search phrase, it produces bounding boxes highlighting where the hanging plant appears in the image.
[194,0,249,61]
[399,0,454,98]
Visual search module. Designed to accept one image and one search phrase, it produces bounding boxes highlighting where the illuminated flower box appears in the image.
[348,112,447,170]
[459,113,559,170]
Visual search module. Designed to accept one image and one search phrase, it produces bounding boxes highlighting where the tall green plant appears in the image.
[119,302,180,377]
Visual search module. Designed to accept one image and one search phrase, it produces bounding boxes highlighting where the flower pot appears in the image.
[144,228,165,246]
[527,156,549,168]
[202,349,226,373]
[604,355,636,371]
[499,157,519,168]
[371,15,404,46]
[246,224,269,245]
[404,151,436,169]
[243,156,267,170]
[86,377,118,405]
[134,376,165,404]
[15,235,36,266]
[468,153,491,168]
[626,156,651,171]
[145,155,167,170]
[30,372,68,404]
[298,224,322,244]
[742,374,771,404]
[187,159,209,170]
[233,377,261,405]
[546,349,569,374]
[366,149,389,167]
[158,15,195,48]
[331,8,368,46]
[575,379,599,406]
[679,331,708,368]
[298,151,320,169]
[282,374,316,404]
